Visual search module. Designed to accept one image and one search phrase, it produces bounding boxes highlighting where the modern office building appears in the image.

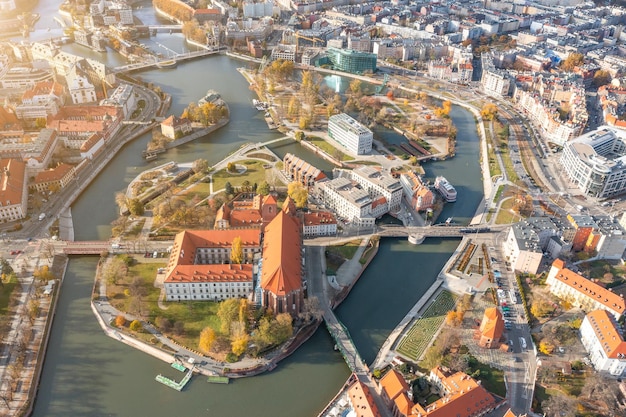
[560,126,626,199]
[328,113,373,155]
[318,177,376,227]
[326,47,377,74]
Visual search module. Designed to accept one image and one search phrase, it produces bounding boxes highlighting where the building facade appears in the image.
[326,47,377,74]
[546,259,626,319]
[328,113,373,155]
[283,153,327,186]
[580,310,626,376]
[0,159,27,222]
[352,166,402,210]
[560,126,626,199]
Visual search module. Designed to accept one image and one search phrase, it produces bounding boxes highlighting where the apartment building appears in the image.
[352,166,402,211]
[0,159,27,222]
[283,153,327,187]
[318,177,376,228]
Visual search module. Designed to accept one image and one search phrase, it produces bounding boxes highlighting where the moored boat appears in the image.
[434,176,457,203]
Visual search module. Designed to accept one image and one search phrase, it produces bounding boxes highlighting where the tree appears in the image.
[287,181,308,208]
[531,298,553,318]
[224,181,234,196]
[480,103,498,121]
[192,158,209,174]
[128,198,145,216]
[227,162,236,173]
[217,298,241,334]
[538,338,555,355]
[592,69,611,88]
[294,131,305,142]
[34,265,55,282]
[35,117,47,129]
[199,327,216,353]
[27,299,40,323]
[173,321,185,335]
[445,310,458,326]
[257,181,270,196]
[155,316,171,332]
[115,315,127,327]
[230,236,243,264]
[560,52,584,72]
[231,333,250,356]
[408,156,418,166]
[130,320,142,332]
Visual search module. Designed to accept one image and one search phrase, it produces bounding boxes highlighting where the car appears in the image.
[503,307,510,311]
[10,250,21,255]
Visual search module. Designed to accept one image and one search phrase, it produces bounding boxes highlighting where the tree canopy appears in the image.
[287,182,308,208]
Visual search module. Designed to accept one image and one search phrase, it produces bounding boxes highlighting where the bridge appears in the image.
[112,49,223,74]
[323,307,369,379]
[53,240,174,255]
[61,241,112,255]
[376,223,509,238]
[136,25,183,32]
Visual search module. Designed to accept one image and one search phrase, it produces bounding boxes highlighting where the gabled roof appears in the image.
[34,163,74,184]
[394,392,412,417]
[585,309,626,359]
[0,159,25,206]
[347,379,381,417]
[380,369,409,401]
[261,210,302,296]
[480,307,504,340]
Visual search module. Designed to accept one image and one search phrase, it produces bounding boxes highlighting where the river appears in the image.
[27,2,484,416]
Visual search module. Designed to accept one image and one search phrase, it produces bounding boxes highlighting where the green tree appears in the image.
[128,198,145,216]
[199,327,216,353]
[230,236,243,264]
[224,181,234,195]
[130,320,142,332]
[294,131,305,142]
[257,181,270,196]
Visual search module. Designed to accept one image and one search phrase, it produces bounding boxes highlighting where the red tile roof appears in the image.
[34,163,74,184]
[479,307,504,340]
[347,379,382,417]
[261,210,302,296]
[165,263,253,284]
[0,159,25,206]
[585,309,626,359]
[380,369,409,401]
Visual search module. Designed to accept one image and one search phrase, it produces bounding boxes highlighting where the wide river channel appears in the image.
[25,1,484,415]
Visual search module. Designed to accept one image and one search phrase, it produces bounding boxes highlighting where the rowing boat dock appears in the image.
[156,365,194,391]
[207,375,229,384]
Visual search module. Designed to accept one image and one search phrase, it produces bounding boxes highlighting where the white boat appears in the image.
[434,176,457,203]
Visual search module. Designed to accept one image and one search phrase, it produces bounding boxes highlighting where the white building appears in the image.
[270,45,296,62]
[318,177,376,228]
[351,166,402,210]
[242,0,275,18]
[15,81,65,120]
[301,211,337,237]
[67,72,97,104]
[101,83,136,118]
[502,217,561,274]
[560,126,626,199]
[163,229,262,301]
[580,310,626,376]
[546,259,626,320]
[328,113,373,155]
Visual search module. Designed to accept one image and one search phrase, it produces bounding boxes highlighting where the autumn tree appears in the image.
[231,333,250,356]
[531,298,553,318]
[480,103,498,121]
[560,53,584,72]
[192,158,209,174]
[592,69,611,88]
[115,315,127,327]
[538,338,555,355]
[199,327,217,354]
[230,236,243,264]
[294,131,305,142]
[130,320,142,332]
[217,298,241,334]
[287,181,308,208]
[34,265,55,282]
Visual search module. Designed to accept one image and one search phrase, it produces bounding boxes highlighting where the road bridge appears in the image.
[113,49,223,74]
[376,224,508,238]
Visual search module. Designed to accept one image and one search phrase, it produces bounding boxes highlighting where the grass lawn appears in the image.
[472,361,506,397]
[212,160,282,192]
[495,199,522,224]
[106,259,223,349]
[328,239,362,259]
[0,274,19,316]
[307,137,353,161]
